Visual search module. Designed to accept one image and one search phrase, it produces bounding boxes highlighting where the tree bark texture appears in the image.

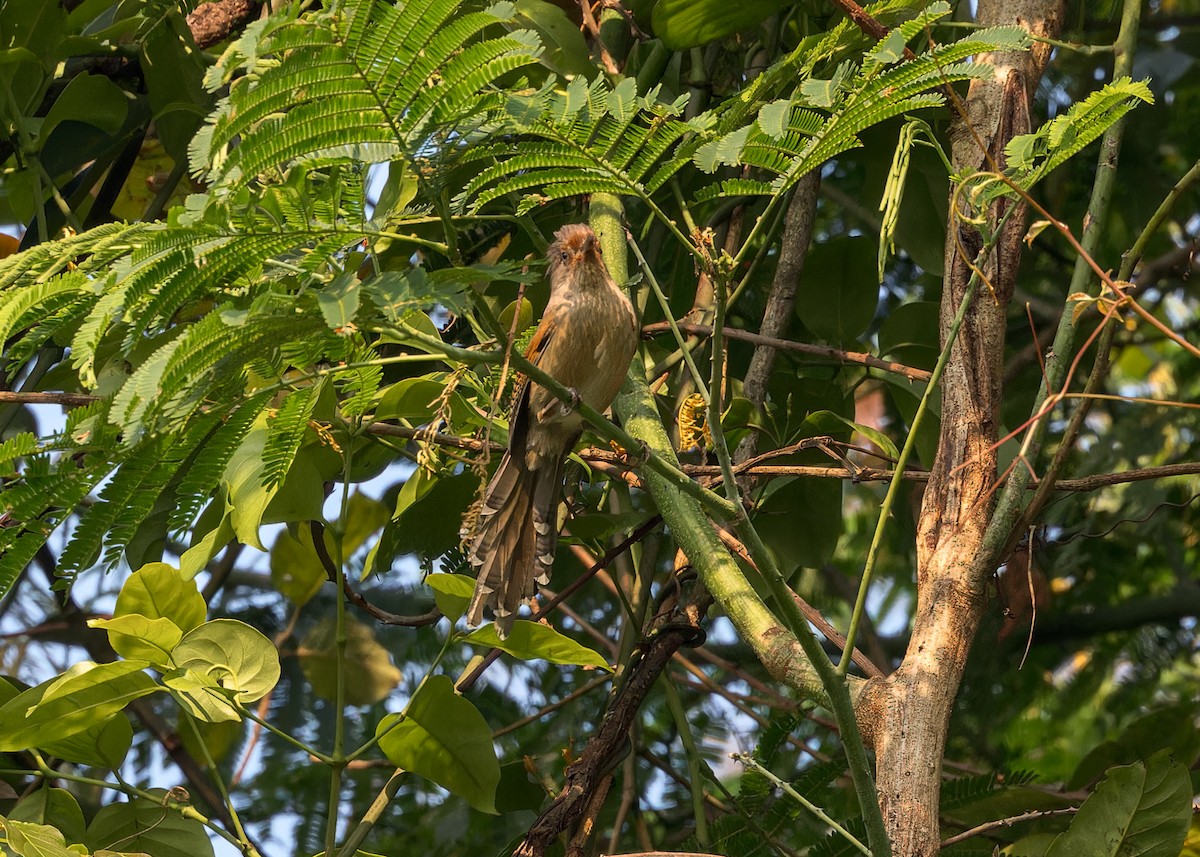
[857,2,1066,854]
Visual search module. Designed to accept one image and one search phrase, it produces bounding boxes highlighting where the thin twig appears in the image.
[940,807,1079,847]
[642,321,932,382]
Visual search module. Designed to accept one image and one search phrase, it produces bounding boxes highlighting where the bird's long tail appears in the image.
[467,452,561,637]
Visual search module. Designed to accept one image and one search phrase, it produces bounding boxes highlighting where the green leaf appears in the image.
[796,235,880,344]
[811,411,900,461]
[1046,751,1191,857]
[427,573,475,624]
[272,492,388,604]
[513,0,595,78]
[140,6,208,162]
[651,0,793,49]
[390,471,480,561]
[0,661,159,752]
[171,619,281,704]
[876,299,940,371]
[864,27,908,69]
[163,668,239,723]
[376,675,500,814]
[114,562,206,636]
[1,819,76,857]
[87,615,182,665]
[757,99,792,140]
[37,71,129,143]
[8,788,86,847]
[85,793,214,857]
[39,712,133,771]
[463,622,612,671]
[299,618,401,706]
[317,272,363,331]
[375,377,450,421]
[1069,702,1200,790]
[753,477,843,571]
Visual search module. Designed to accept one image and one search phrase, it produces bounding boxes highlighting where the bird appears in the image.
[466,223,639,637]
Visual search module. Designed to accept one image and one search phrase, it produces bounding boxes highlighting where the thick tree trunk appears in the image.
[857,3,1066,854]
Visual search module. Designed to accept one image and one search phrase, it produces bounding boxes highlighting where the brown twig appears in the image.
[0,390,100,407]
[492,675,612,738]
[642,321,933,382]
[309,521,443,627]
[940,807,1079,847]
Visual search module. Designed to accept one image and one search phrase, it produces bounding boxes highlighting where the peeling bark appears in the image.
[860,2,1067,854]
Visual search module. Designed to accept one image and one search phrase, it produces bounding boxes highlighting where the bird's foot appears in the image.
[613,438,651,467]
[559,386,582,416]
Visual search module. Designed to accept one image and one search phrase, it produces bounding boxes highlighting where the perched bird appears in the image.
[467,224,639,637]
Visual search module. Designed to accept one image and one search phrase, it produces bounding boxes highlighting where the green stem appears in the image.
[336,769,406,857]
[180,713,259,856]
[325,444,357,857]
[237,705,333,762]
[733,753,871,856]
[21,756,247,853]
[662,678,709,846]
[627,231,710,399]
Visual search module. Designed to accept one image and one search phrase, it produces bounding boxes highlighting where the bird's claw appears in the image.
[559,387,582,416]
[610,438,650,467]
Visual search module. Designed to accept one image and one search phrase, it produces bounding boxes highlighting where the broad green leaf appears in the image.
[269,523,329,606]
[1068,702,1200,790]
[390,471,479,561]
[224,413,277,550]
[179,494,235,580]
[115,562,206,634]
[1,819,75,857]
[38,72,129,143]
[1046,751,1190,857]
[162,668,239,723]
[299,618,401,706]
[375,377,451,421]
[753,476,843,571]
[376,676,499,814]
[427,573,475,624]
[40,711,133,770]
[463,622,612,671]
[651,0,793,50]
[272,492,388,604]
[316,272,362,332]
[513,0,595,78]
[9,788,86,847]
[0,662,158,752]
[877,300,940,371]
[139,6,207,162]
[223,416,325,549]
[88,615,182,665]
[171,619,280,704]
[809,411,901,461]
[85,794,214,857]
[796,235,880,345]
[757,99,792,140]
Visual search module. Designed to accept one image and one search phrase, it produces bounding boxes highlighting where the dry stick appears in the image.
[492,675,612,738]
[642,320,931,382]
[940,807,1079,848]
[310,521,443,627]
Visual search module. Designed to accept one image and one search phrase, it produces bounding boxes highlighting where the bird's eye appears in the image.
[559,250,570,263]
